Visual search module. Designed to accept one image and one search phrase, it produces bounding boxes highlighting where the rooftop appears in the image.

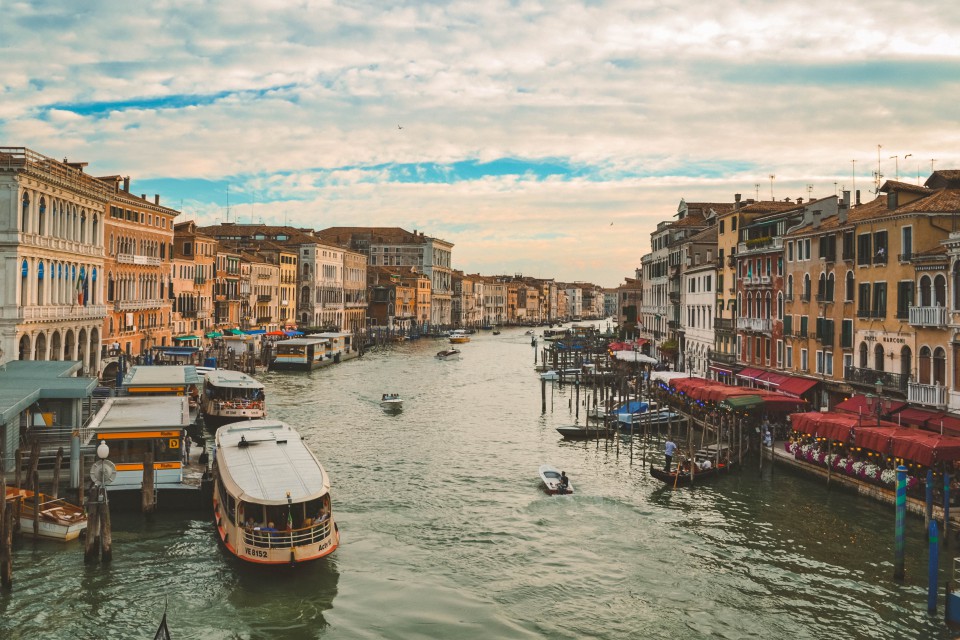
[0,361,96,425]
[87,396,190,432]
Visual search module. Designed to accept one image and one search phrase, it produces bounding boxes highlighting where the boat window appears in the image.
[108,435,182,464]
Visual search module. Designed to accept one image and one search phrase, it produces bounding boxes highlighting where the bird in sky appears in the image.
[397,124,403,130]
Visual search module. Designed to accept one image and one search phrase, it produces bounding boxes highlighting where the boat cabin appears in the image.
[201,370,266,427]
[269,337,331,371]
[122,365,201,399]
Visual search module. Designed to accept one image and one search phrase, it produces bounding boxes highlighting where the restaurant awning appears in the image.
[856,427,960,466]
[205,332,223,338]
[173,335,200,342]
[929,414,960,437]
[737,368,765,381]
[721,395,764,410]
[226,329,244,336]
[834,395,908,417]
[266,330,285,336]
[285,330,304,336]
[893,406,940,428]
[790,411,900,442]
[778,376,818,398]
[756,371,790,387]
[245,329,266,335]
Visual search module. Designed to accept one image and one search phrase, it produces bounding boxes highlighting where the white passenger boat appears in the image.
[201,370,266,427]
[448,329,471,344]
[213,420,339,565]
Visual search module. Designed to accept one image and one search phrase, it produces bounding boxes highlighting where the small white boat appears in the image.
[436,348,461,360]
[5,487,87,541]
[380,393,403,411]
[539,465,574,495]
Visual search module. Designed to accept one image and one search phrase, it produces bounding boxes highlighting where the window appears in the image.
[801,349,808,371]
[842,231,855,261]
[783,314,793,335]
[777,340,783,367]
[858,282,871,316]
[841,319,853,349]
[786,345,794,368]
[843,353,853,375]
[805,239,811,260]
[873,231,888,263]
[872,282,887,318]
[934,347,946,386]
[788,241,794,262]
[705,275,712,292]
[824,351,833,376]
[720,220,725,234]
[826,273,835,301]
[816,350,824,374]
[857,233,872,266]
[896,281,914,319]
[800,315,808,337]
[845,271,855,302]
[901,226,913,261]
[731,217,737,230]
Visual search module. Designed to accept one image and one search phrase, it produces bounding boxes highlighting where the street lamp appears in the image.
[865,378,888,426]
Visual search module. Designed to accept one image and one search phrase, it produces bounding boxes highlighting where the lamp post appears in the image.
[865,378,887,426]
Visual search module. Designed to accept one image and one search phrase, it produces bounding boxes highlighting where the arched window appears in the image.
[874,344,885,372]
[817,273,826,300]
[826,273,835,301]
[919,346,931,384]
[787,274,794,297]
[935,274,947,307]
[934,347,946,386]
[803,274,811,300]
[777,292,783,319]
[765,292,771,319]
[92,214,99,246]
[859,342,868,368]
[38,197,46,234]
[953,261,960,311]
[920,275,932,306]
[737,293,743,317]
[846,271,855,302]
[80,211,87,243]
[20,259,29,306]
[21,192,30,232]
[37,260,45,304]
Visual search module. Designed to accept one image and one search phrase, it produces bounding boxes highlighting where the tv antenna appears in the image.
[769,175,776,201]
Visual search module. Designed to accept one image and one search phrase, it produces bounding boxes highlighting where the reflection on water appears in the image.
[1,323,956,638]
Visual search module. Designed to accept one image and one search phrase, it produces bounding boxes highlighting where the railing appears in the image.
[815,294,833,303]
[19,233,103,256]
[873,253,888,265]
[667,320,680,329]
[257,294,272,302]
[20,304,107,321]
[241,518,333,549]
[212,400,264,412]
[712,351,736,365]
[898,253,913,263]
[180,309,198,318]
[908,382,947,408]
[909,306,947,327]
[738,237,783,254]
[257,273,272,279]
[800,293,811,302]
[115,298,165,311]
[256,316,272,323]
[784,293,794,302]
[736,317,772,332]
[0,147,116,199]
[843,366,908,392]
[117,253,162,266]
[714,318,734,331]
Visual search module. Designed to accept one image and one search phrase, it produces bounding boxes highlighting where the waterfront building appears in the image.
[256,242,299,328]
[214,247,242,329]
[452,271,484,328]
[316,227,453,327]
[0,147,108,373]
[343,248,368,336]
[99,177,178,362]
[712,197,788,380]
[242,251,280,332]
[680,226,717,378]
[482,277,507,326]
[615,275,643,342]
[564,285,583,320]
[172,221,216,341]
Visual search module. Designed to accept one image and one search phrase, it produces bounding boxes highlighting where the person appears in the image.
[700,459,712,471]
[558,471,569,494]
[664,437,677,472]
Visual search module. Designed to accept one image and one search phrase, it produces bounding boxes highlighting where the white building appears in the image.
[0,147,107,374]
[681,243,718,378]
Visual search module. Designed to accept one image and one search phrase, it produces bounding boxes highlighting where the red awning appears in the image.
[883,428,960,466]
[790,411,900,442]
[635,339,649,346]
[893,407,940,428]
[754,391,808,412]
[778,376,818,398]
[737,368,765,381]
[755,371,790,387]
[834,395,908,417]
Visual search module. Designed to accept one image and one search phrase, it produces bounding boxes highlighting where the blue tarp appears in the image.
[610,400,649,415]
[152,346,200,356]
[245,330,266,335]
[285,330,304,336]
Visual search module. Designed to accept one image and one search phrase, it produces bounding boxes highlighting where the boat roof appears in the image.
[215,420,329,505]
[123,365,200,388]
[203,369,264,390]
[0,361,96,425]
[311,331,350,338]
[88,396,190,432]
[278,337,330,346]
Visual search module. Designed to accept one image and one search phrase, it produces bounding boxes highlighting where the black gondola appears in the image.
[649,460,732,486]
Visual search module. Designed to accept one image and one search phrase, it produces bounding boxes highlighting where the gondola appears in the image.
[649,459,731,486]
[556,425,616,440]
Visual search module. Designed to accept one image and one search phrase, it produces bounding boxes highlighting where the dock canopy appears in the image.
[834,395,908,418]
[790,411,900,443]
[856,427,960,466]
[670,376,807,411]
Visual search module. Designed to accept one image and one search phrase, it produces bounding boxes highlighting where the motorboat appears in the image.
[435,348,461,360]
[380,393,403,412]
[201,369,266,428]
[539,464,574,495]
[212,420,339,565]
[540,368,583,381]
[448,330,471,344]
[4,486,87,541]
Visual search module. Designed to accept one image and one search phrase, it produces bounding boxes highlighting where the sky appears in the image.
[3,1,960,288]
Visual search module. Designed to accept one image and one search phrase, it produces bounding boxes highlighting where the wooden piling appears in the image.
[52,447,64,499]
[541,378,547,414]
[27,441,40,492]
[14,449,22,490]
[77,452,85,508]
[101,493,113,563]
[0,473,10,590]
[84,485,101,563]
[142,451,156,514]
[32,471,40,538]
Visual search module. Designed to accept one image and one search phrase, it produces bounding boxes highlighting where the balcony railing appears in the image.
[736,317,772,332]
[714,318,734,331]
[738,237,783,254]
[908,382,947,408]
[257,294,272,302]
[800,293,811,302]
[898,253,913,263]
[784,293,794,302]
[180,309,198,318]
[712,351,736,365]
[843,366,908,392]
[19,304,108,321]
[815,294,834,304]
[117,253,162,266]
[115,298,166,312]
[909,306,947,327]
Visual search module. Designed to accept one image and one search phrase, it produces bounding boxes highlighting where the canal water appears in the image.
[0,323,953,639]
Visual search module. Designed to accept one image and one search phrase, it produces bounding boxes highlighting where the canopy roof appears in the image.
[834,395,908,418]
[670,377,806,411]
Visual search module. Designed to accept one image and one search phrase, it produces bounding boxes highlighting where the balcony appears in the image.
[115,298,166,312]
[908,382,947,408]
[712,351,736,365]
[784,293,794,302]
[714,318,734,331]
[736,317,772,332]
[257,294,272,303]
[668,291,681,302]
[799,293,811,302]
[843,366,908,393]
[256,315,272,323]
[180,309,198,318]
[19,304,107,321]
[117,253,162,267]
[257,273,272,279]
[909,306,947,327]
[737,236,783,255]
[668,320,680,330]
[898,253,913,263]
[815,294,834,304]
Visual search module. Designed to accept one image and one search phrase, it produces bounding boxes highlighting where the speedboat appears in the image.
[436,348,461,360]
[539,464,574,495]
[380,393,403,412]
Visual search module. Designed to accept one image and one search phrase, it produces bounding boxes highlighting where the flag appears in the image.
[76,271,83,305]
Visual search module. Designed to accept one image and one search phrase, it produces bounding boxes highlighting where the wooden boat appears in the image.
[4,486,87,541]
[201,369,266,428]
[213,420,340,565]
[539,464,574,495]
[556,425,616,440]
[649,455,732,486]
[380,393,403,412]
[435,348,461,360]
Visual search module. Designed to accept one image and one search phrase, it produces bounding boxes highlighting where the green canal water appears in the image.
[0,323,953,639]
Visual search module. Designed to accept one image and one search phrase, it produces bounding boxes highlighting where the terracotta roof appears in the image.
[896,189,960,214]
[926,170,960,189]
[686,225,718,244]
[315,226,424,246]
[785,196,889,235]
[198,223,319,245]
[879,180,932,196]
[670,212,709,229]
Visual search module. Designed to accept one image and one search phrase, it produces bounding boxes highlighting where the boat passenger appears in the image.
[559,471,569,494]
[700,459,712,471]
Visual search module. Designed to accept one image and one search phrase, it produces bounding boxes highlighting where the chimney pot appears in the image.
[123,176,130,192]
[155,194,160,205]
[855,189,861,205]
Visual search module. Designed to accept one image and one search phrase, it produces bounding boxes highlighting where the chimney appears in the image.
[155,194,160,205]
[797,197,804,205]
[123,176,130,192]
[856,189,861,205]
[141,194,147,200]
[812,210,822,227]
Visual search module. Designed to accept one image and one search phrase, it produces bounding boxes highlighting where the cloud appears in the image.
[2,0,960,285]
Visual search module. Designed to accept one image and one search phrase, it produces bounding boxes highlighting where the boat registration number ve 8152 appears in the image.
[244,547,268,559]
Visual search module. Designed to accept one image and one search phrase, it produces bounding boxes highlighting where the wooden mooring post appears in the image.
[1,473,12,589]
[142,452,156,514]
[52,447,64,499]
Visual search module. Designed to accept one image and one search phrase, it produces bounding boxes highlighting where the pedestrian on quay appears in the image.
[664,437,677,472]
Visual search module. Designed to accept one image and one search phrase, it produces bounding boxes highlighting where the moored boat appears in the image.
[213,420,339,565]
[539,464,574,495]
[4,486,87,541]
[649,448,733,486]
[555,425,616,440]
[435,348,461,360]
[201,369,266,427]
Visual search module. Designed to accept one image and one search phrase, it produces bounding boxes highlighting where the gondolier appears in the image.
[664,437,677,472]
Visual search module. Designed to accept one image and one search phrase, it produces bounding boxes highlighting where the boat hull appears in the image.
[539,465,574,495]
[556,426,616,440]
[649,463,729,486]
[215,514,340,565]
